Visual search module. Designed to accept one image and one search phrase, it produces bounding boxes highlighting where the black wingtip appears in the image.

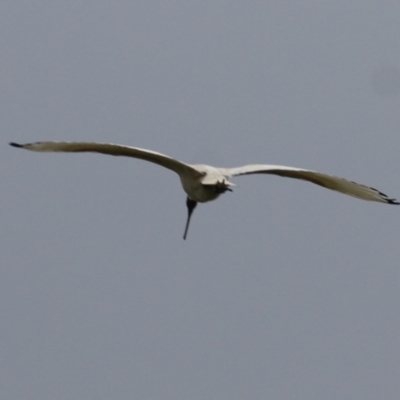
[9,142,23,148]
[374,189,400,205]
[387,199,400,205]
[382,196,400,205]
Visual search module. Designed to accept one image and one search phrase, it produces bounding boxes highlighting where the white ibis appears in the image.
[10,141,399,239]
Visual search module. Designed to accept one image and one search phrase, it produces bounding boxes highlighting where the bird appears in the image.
[9,141,399,239]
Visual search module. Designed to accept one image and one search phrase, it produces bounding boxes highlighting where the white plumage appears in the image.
[10,141,399,239]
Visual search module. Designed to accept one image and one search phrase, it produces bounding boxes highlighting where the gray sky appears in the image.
[2,2,400,399]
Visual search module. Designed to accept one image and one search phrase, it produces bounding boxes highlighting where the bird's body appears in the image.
[180,164,234,203]
[10,141,399,239]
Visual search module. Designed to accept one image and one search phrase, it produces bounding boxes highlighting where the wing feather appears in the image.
[9,141,200,177]
[223,164,399,204]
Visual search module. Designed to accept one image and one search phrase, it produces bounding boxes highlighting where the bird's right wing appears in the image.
[9,141,202,178]
[222,164,399,204]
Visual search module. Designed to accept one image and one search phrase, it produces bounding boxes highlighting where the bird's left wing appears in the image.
[9,141,202,178]
[222,164,399,204]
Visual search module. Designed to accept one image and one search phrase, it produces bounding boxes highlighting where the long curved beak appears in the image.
[183,197,197,240]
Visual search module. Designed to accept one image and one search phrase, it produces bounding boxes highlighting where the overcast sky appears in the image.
[2,2,400,399]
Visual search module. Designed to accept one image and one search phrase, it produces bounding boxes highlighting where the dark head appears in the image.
[183,197,197,240]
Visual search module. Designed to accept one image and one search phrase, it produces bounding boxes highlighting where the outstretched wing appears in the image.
[9,141,201,177]
[223,164,399,204]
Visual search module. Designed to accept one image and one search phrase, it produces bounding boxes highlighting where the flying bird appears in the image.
[9,141,399,239]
